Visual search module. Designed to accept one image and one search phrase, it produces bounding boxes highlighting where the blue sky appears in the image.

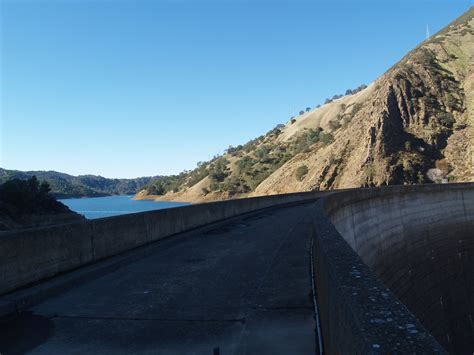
[1,0,472,178]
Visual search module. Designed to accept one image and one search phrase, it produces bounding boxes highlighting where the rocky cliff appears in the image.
[139,7,473,203]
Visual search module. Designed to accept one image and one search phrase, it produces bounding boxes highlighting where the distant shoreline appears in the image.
[55,193,111,200]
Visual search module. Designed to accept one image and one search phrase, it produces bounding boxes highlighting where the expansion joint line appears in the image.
[309,226,324,355]
[250,305,312,311]
[51,314,246,324]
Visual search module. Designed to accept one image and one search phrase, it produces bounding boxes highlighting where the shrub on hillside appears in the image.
[351,103,363,117]
[295,165,309,181]
[266,127,282,138]
[342,115,352,126]
[319,131,334,145]
[439,112,455,127]
[208,159,229,190]
[234,156,256,176]
[255,145,272,161]
[329,119,342,131]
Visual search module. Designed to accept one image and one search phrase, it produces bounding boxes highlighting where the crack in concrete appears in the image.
[250,305,312,311]
[51,314,247,324]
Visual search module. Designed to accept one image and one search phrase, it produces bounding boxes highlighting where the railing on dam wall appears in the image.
[0,190,328,296]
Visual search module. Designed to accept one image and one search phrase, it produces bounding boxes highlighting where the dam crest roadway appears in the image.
[0,184,472,354]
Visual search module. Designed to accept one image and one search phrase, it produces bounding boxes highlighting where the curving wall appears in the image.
[325,184,474,354]
[0,191,328,296]
[1,183,472,353]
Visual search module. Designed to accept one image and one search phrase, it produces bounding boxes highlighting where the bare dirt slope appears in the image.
[139,7,473,203]
[256,8,473,195]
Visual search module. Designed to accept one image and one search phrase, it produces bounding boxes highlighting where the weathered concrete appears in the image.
[0,204,316,354]
[0,222,95,296]
[311,200,445,354]
[1,183,473,353]
[324,183,474,354]
[0,191,328,296]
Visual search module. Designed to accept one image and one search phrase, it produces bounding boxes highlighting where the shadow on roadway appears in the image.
[0,311,54,355]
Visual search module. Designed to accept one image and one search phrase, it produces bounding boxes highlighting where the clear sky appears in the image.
[1,0,472,178]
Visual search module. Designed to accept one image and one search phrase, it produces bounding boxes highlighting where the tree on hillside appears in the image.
[0,176,68,216]
[39,180,51,194]
[148,181,165,195]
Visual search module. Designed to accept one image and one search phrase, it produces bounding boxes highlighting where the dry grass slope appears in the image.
[138,7,474,203]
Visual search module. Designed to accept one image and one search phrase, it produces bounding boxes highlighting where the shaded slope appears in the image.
[0,177,84,231]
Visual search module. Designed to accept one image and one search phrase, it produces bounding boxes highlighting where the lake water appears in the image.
[59,195,189,219]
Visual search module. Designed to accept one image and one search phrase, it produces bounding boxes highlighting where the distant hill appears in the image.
[0,168,157,198]
[137,7,474,203]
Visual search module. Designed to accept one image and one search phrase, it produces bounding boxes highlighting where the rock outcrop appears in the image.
[139,7,474,203]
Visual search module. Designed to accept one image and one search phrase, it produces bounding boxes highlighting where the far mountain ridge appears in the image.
[0,168,158,199]
[136,7,474,203]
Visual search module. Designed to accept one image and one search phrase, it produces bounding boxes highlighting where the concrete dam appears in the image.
[0,184,472,353]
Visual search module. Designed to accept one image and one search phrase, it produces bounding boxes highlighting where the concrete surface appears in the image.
[2,183,473,354]
[311,200,446,354]
[0,204,317,354]
[0,191,328,296]
[325,184,474,354]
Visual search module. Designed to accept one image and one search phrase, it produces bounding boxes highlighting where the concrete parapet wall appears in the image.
[311,200,445,354]
[322,183,474,354]
[2,183,472,353]
[0,191,327,296]
[0,222,94,297]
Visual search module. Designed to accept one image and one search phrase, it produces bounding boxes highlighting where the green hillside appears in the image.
[0,168,157,198]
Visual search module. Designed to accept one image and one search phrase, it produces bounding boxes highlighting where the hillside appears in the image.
[0,176,84,231]
[137,7,474,203]
[0,169,157,199]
